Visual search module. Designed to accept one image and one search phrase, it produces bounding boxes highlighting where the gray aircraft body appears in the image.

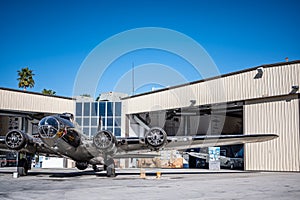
[0,113,278,177]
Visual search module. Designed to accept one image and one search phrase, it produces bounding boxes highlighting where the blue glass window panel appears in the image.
[75,117,82,126]
[101,117,106,127]
[107,102,113,116]
[76,103,82,116]
[91,102,98,116]
[99,102,106,116]
[107,117,113,126]
[90,128,98,137]
[107,127,113,133]
[91,118,98,126]
[84,102,90,116]
[114,128,121,137]
[115,117,121,126]
[83,118,90,126]
[114,102,121,116]
[83,128,90,136]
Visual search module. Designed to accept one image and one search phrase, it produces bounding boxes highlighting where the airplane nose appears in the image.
[38,116,60,138]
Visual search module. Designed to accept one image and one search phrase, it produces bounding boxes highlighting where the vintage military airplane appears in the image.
[0,113,278,177]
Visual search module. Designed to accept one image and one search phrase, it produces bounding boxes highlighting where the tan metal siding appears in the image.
[244,95,300,171]
[123,63,300,114]
[0,89,75,114]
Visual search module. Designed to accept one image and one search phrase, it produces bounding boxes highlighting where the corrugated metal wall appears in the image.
[123,63,300,114]
[121,62,300,171]
[244,95,300,171]
[0,89,75,114]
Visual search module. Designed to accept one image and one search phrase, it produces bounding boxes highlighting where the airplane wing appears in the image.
[115,133,278,153]
[164,133,278,150]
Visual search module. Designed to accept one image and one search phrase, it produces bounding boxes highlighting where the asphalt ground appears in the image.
[0,167,299,200]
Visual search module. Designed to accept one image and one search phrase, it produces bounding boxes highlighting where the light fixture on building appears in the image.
[290,85,299,94]
[257,67,263,74]
[190,100,196,106]
[292,85,299,90]
[254,67,264,79]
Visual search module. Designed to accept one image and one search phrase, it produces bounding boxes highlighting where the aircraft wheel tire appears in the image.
[107,166,116,177]
[17,158,28,176]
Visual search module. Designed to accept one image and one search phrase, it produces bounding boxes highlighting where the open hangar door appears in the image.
[132,102,244,170]
[0,111,49,137]
[0,111,50,168]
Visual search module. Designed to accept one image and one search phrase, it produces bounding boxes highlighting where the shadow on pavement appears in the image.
[0,168,250,178]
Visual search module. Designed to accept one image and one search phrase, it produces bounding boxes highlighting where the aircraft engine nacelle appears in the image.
[5,130,29,150]
[93,130,117,154]
[145,127,167,151]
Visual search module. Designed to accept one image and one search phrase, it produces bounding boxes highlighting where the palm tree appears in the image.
[17,67,35,91]
[42,89,56,95]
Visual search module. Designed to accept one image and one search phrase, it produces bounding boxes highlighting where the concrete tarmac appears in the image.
[0,167,299,200]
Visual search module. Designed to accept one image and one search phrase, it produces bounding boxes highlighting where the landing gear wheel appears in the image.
[230,164,234,170]
[75,162,88,170]
[17,158,28,176]
[105,158,116,177]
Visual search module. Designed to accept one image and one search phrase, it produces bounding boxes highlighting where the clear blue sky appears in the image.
[0,0,299,98]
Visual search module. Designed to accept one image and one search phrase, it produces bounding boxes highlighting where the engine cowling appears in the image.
[5,130,28,150]
[145,127,167,150]
[93,130,116,153]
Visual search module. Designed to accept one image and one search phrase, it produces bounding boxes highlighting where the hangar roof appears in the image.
[0,87,73,100]
[0,87,75,115]
[123,60,300,100]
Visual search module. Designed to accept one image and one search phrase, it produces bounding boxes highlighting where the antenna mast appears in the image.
[132,62,135,95]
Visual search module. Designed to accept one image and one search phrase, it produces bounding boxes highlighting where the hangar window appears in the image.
[76,103,82,115]
[83,127,89,135]
[101,117,105,127]
[107,127,113,134]
[83,118,90,126]
[115,102,121,116]
[90,128,98,136]
[75,117,82,126]
[91,103,98,116]
[75,100,122,138]
[91,118,98,126]
[84,103,90,116]
[107,117,113,126]
[114,128,121,137]
[107,102,113,116]
[99,102,106,116]
[115,117,121,126]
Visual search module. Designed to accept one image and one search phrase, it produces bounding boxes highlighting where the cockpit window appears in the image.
[38,116,60,138]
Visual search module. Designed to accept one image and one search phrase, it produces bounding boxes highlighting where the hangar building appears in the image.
[121,60,300,171]
[0,88,74,137]
[0,60,299,172]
